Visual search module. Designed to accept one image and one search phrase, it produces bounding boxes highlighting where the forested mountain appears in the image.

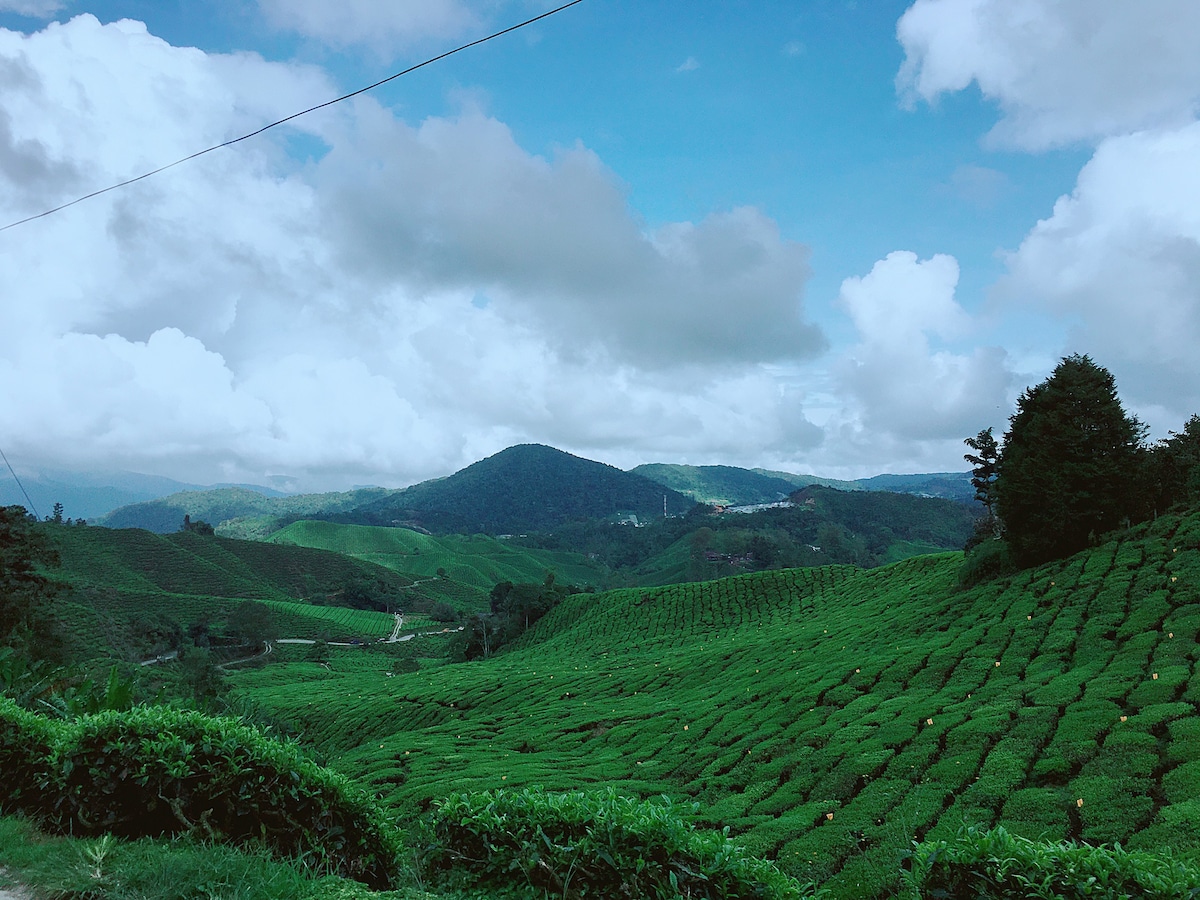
[633,463,975,506]
[631,463,853,505]
[349,444,693,533]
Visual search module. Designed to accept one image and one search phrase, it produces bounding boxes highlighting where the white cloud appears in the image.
[0,14,826,489]
[897,0,1200,148]
[0,0,63,16]
[835,251,1012,441]
[675,56,699,73]
[1002,125,1200,422]
[314,109,822,368]
[258,0,485,53]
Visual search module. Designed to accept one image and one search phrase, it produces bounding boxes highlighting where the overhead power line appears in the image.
[0,0,585,234]
[0,444,40,519]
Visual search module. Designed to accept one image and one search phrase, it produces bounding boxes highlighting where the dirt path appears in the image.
[0,869,33,900]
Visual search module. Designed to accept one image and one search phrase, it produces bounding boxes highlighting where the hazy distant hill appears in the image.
[634,463,974,506]
[854,471,975,502]
[0,469,204,521]
[98,486,390,534]
[351,444,693,533]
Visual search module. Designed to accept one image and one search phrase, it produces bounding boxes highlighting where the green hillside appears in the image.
[633,463,976,507]
[352,444,694,533]
[40,526,410,657]
[97,486,391,534]
[268,520,608,600]
[631,463,842,506]
[230,508,1200,898]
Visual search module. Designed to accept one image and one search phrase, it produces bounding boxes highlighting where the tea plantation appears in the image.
[267,519,608,602]
[230,508,1200,898]
[41,525,406,653]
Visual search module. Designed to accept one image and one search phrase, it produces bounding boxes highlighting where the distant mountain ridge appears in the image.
[349,444,693,533]
[633,463,974,506]
[631,463,857,506]
[91,445,976,535]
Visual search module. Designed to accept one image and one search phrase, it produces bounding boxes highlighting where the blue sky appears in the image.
[0,0,1197,490]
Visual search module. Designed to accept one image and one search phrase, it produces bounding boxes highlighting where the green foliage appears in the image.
[429,601,459,623]
[632,463,837,506]
[0,815,430,900]
[421,787,819,899]
[964,427,1000,515]
[906,825,1200,898]
[958,538,1015,587]
[527,484,978,583]
[0,701,403,887]
[0,505,65,661]
[1151,414,1200,511]
[995,355,1147,567]
[0,695,59,814]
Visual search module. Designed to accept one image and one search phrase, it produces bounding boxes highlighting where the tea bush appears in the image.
[421,786,821,899]
[0,701,403,888]
[906,825,1200,899]
[0,695,61,814]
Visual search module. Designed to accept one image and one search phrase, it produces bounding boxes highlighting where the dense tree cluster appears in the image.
[454,574,575,660]
[0,505,64,661]
[967,355,1200,569]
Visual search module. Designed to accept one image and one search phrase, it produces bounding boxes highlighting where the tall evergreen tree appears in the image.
[1149,414,1200,511]
[995,355,1146,567]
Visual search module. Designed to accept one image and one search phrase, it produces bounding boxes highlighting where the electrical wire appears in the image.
[0,0,585,234]
[0,444,40,519]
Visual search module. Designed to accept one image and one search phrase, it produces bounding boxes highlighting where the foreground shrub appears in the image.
[906,825,1200,898]
[421,786,820,899]
[0,696,62,814]
[0,814,423,900]
[0,702,402,889]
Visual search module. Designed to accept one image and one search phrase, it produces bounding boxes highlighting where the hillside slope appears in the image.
[352,444,693,533]
[98,486,390,534]
[231,508,1200,899]
[633,463,976,507]
[268,520,608,594]
[631,464,850,506]
[43,526,410,656]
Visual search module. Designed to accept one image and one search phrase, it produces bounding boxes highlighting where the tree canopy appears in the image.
[994,355,1146,567]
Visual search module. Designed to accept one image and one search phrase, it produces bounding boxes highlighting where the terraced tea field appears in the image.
[267,520,608,602]
[232,508,1200,898]
[45,527,412,653]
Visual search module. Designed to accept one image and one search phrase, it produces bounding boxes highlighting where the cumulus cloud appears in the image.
[258,0,485,53]
[836,251,1011,441]
[1002,125,1200,421]
[0,14,825,489]
[314,110,823,368]
[897,0,1200,148]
